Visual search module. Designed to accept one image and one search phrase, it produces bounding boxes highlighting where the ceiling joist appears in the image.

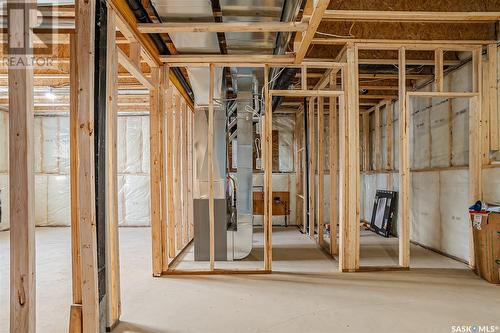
[322,10,500,23]
[137,21,308,33]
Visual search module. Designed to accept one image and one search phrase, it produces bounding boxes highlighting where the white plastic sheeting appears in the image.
[0,113,153,230]
[117,115,151,226]
[274,115,294,172]
[360,60,490,262]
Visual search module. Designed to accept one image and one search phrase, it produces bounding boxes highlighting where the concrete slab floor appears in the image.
[0,227,499,333]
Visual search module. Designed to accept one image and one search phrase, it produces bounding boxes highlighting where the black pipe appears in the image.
[127,0,194,100]
[271,67,300,112]
[94,1,107,330]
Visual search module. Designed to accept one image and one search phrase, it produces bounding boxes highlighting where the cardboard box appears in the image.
[470,212,500,284]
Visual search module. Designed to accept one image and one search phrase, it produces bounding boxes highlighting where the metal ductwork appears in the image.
[126,0,194,100]
[232,71,256,259]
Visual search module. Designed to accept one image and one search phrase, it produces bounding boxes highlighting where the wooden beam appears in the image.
[117,47,154,90]
[187,106,194,240]
[481,55,490,166]
[166,87,176,259]
[8,0,35,330]
[294,0,329,63]
[182,100,189,245]
[398,47,410,268]
[149,67,163,276]
[264,65,273,270]
[374,105,381,171]
[208,64,215,271]
[469,47,483,204]
[138,21,308,33]
[161,54,295,64]
[270,89,344,97]
[69,33,82,312]
[488,44,499,151]
[75,0,99,329]
[362,113,370,171]
[313,39,494,46]
[386,101,393,170]
[159,67,169,271]
[358,58,460,66]
[407,91,479,98]
[317,96,325,247]
[174,94,183,251]
[339,45,359,272]
[322,10,500,22]
[329,73,338,255]
[105,7,121,328]
[109,0,195,107]
[129,42,141,67]
[308,97,316,238]
[435,48,444,92]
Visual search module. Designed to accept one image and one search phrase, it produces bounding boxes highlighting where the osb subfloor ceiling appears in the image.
[1,1,499,112]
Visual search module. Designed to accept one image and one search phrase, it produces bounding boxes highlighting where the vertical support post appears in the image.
[149,67,163,276]
[362,113,370,172]
[386,101,393,170]
[374,105,381,171]
[469,47,483,268]
[208,64,215,271]
[105,7,120,327]
[307,97,316,238]
[339,45,360,272]
[69,33,82,308]
[166,85,176,259]
[329,73,338,255]
[294,111,302,227]
[187,108,194,239]
[489,44,499,151]
[8,0,35,331]
[182,101,189,245]
[301,65,308,90]
[481,52,490,166]
[159,66,169,271]
[317,97,325,247]
[398,47,410,268]
[302,101,309,235]
[75,0,100,329]
[264,65,273,271]
[435,48,444,92]
[174,95,183,251]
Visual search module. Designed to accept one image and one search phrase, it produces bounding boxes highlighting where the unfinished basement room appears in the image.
[2,0,500,332]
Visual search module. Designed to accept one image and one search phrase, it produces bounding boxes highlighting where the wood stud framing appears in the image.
[69,33,82,317]
[72,0,101,330]
[8,0,36,330]
[150,67,163,276]
[208,64,215,271]
[338,45,360,272]
[105,7,121,328]
[329,73,339,255]
[307,97,316,238]
[317,97,325,247]
[264,65,273,270]
[398,47,410,268]
[6,4,498,331]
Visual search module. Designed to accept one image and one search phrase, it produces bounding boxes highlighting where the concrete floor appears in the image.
[1,227,499,333]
